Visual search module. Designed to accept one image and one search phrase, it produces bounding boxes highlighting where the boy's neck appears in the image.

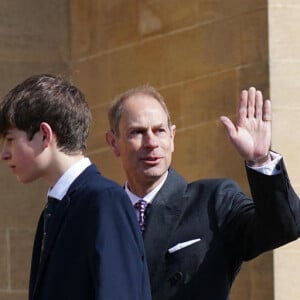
[46,152,85,187]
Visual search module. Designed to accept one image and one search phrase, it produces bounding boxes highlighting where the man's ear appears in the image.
[170,124,176,153]
[39,122,53,148]
[105,131,120,156]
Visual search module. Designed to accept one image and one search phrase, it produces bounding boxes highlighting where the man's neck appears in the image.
[127,172,168,198]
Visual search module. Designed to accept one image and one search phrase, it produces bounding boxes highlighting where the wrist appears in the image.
[246,151,271,167]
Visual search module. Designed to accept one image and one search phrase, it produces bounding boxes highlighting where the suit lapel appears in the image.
[30,165,98,299]
[144,168,189,278]
[32,195,70,298]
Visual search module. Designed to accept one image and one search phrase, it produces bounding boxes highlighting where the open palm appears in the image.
[220,87,271,161]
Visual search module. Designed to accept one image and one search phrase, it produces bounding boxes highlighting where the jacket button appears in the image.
[169,272,184,286]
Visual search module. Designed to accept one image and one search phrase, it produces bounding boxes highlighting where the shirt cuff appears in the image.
[247,151,282,176]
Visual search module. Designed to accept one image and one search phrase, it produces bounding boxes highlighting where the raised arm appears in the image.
[220,87,271,166]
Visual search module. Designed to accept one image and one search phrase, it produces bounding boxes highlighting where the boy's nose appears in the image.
[0,146,11,161]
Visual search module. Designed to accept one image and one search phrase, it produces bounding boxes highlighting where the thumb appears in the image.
[220,116,237,139]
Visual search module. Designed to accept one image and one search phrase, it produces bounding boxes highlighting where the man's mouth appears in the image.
[142,156,162,165]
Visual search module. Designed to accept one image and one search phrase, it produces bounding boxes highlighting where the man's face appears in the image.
[0,128,45,183]
[110,94,175,191]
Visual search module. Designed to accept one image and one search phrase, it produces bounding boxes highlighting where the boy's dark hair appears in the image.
[0,74,91,154]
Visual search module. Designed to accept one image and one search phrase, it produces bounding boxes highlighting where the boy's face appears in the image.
[0,128,45,183]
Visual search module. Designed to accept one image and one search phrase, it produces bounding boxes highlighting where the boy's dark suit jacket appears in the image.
[29,164,151,300]
[144,159,300,300]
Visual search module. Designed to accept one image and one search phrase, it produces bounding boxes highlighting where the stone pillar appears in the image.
[269,1,300,299]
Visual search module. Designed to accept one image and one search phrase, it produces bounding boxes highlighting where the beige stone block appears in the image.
[0,230,8,289]
[247,253,274,300]
[270,0,300,5]
[0,292,27,300]
[159,85,184,129]
[90,20,138,54]
[172,122,247,186]
[197,0,267,23]
[71,54,112,108]
[0,1,69,62]
[93,0,138,50]
[0,168,46,228]
[180,70,238,128]
[231,262,251,300]
[271,109,300,186]
[274,247,300,300]
[0,62,69,100]
[242,66,269,91]
[163,20,240,85]
[238,62,269,95]
[70,0,92,59]
[89,149,126,186]
[269,6,300,60]
[240,10,268,64]
[137,0,197,34]
[109,39,164,94]
[88,104,111,152]
[270,61,300,108]
[71,0,139,56]
[10,229,35,290]
[231,253,273,300]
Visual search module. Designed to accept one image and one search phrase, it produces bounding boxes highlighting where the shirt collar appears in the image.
[47,157,91,201]
[125,171,168,206]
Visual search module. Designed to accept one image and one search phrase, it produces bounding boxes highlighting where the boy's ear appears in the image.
[39,122,53,148]
[105,131,120,156]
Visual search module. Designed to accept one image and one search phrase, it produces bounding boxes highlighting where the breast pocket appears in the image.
[166,238,208,285]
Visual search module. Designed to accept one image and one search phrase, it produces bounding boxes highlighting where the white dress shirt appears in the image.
[47,157,91,201]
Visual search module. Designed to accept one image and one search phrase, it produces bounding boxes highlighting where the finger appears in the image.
[254,90,263,120]
[237,90,248,124]
[262,99,272,122]
[220,116,237,139]
[247,87,256,118]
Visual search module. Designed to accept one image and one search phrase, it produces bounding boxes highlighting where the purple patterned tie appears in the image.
[134,199,148,234]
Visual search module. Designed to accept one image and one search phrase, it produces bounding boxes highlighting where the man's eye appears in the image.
[130,130,143,135]
[156,128,167,134]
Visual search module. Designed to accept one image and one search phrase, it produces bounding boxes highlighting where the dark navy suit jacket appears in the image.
[29,164,151,300]
[143,160,300,300]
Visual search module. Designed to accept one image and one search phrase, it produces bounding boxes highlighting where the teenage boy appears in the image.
[0,74,151,300]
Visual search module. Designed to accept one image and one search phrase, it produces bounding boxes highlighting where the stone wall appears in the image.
[0,1,69,299]
[269,1,300,299]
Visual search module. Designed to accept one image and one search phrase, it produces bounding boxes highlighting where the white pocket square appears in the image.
[168,238,201,254]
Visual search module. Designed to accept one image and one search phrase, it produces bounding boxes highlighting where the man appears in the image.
[106,85,300,300]
[0,74,151,300]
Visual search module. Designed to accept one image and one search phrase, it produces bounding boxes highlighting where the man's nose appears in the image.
[144,131,159,148]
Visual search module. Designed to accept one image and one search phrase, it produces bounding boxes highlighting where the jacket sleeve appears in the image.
[215,158,300,261]
[87,186,151,300]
